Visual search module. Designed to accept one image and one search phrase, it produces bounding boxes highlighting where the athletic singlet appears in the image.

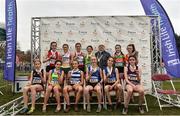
[75,52,84,67]
[127,64,140,84]
[69,69,81,85]
[62,51,71,66]
[104,67,116,84]
[31,69,44,85]
[47,50,59,66]
[88,66,101,84]
[50,69,62,85]
[85,53,93,66]
[114,52,125,67]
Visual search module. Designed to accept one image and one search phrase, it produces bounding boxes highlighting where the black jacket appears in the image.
[95,51,111,69]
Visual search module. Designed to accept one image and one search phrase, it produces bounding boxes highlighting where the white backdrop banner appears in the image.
[39,16,152,93]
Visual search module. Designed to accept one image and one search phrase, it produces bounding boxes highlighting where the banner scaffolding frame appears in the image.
[31,15,161,93]
[31,18,41,68]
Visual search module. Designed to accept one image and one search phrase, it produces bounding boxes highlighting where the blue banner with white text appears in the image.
[140,0,180,78]
[4,0,17,81]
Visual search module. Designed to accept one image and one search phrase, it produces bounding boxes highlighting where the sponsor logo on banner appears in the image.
[115,39,125,43]
[128,31,136,35]
[117,29,122,36]
[140,55,149,59]
[140,47,149,53]
[129,38,135,43]
[139,38,148,42]
[41,22,50,26]
[142,81,148,88]
[105,38,110,46]
[129,21,134,27]
[167,59,180,66]
[103,30,112,35]
[115,22,124,26]
[57,38,61,43]
[44,30,48,38]
[91,22,100,26]
[4,0,17,81]
[140,30,146,38]
[91,38,99,43]
[80,21,85,27]
[79,31,88,35]
[68,30,73,36]
[66,22,75,26]
[55,21,61,27]
[142,72,149,76]
[42,40,51,43]
[69,46,73,51]
[54,31,63,35]
[66,39,75,43]
[94,46,98,52]
[141,63,148,70]
[138,22,148,26]
[105,21,110,26]
[80,38,86,44]
[93,29,98,36]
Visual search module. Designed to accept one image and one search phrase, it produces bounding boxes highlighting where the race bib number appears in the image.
[129,76,137,81]
[107,77,116,83]
[70,78,80,85]
[128,74,138,81]
[62,56,69,63]
[32,77,42,84]
[51,78,59,85]
[89,76,98,83]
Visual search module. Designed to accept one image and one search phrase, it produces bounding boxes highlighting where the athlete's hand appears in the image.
[26,82,31,86]
[131,84,136,89]
[38,72,43,77]
[109,86,113,90]
[107,74,111,78]
[57,71,61,75]
[97,83,101,86]
[51,55,56,59]
[135,70,139,74]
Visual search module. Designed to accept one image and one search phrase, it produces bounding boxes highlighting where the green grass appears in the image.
[0,85,21,106]
[0,70,9,87]
[16,95,180,115]
[163,81,180,91]
[0,71,21,106]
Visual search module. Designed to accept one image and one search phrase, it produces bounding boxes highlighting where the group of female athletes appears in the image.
[20,42,145,115]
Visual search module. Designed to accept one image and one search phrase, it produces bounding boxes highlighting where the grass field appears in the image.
[0,71,22,106]
[16,95,180,115]
[0,70,180,115]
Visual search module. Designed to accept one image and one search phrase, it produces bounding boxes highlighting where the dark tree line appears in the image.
[175,34,180,55]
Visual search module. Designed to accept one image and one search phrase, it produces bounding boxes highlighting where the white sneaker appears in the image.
[139,106,144,114]
[87,104,91,112]
[122,108,128,115]
[96,104,101,113]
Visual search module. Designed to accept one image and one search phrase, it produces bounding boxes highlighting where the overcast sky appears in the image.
[0,0,180,51]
